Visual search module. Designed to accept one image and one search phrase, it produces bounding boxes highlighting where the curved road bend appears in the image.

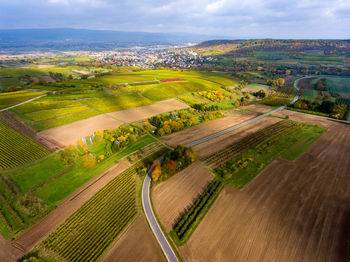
[142,167,179,262]
[141,76,304,262]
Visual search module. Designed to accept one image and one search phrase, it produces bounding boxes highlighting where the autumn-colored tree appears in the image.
[59,145,79,166]
[78,140,88,153]
[330,104,347,119]
[6,86,17,92]
[277,78,285,87]
[95,130,104,141]
[81,154,96,168]
[151,160,162,181]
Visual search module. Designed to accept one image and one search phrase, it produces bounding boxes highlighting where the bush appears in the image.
[59,145,79,166]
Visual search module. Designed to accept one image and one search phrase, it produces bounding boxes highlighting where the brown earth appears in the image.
[38,114,123,147]
[102,216,165,262]
[194,116,281,159]
[38,99,188,147]
[153,161,213,231]
[241,104,274,113]
[160,111,260,147]
[0,235,21,262]
[12,161,130,258]
[107,99,189,122]
[179,112,350,262]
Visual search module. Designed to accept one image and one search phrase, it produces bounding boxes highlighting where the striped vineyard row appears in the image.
[42,162,146,262]
[201,120,296,169]
[172,180,224,244]
[0,120,49,169]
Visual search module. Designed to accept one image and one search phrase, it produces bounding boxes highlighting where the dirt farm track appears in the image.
[179,110,350,262]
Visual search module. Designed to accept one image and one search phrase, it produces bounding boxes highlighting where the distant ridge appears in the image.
[194,39,350,53]
[0,28,227,53]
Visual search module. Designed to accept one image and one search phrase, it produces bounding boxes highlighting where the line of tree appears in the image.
[289,98,348,119]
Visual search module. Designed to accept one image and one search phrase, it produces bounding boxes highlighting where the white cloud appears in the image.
[0,0,348,38]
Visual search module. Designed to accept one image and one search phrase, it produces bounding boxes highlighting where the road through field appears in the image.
[0,94,47,112]
[142,168,179,262]
[141,77,304,261]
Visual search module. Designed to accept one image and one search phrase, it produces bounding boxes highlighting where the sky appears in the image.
[0,0,349,39]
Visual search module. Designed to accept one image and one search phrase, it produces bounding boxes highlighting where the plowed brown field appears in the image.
[102,216,165,262]
[160,111,260,147]
[194,116,281,159]
[242,104,274,113]
[179,112,350,262]
[153,161,213,231]
[38,114,122,147]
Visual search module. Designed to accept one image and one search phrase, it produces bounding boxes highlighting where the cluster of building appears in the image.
[94,47,215,68]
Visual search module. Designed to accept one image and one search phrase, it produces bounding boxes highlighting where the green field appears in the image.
[0,91,46,109]
[43,163,138,261]
[83,92,153,113]
[214,121,325,189]
[6,153,66,194]
[0,121,50,169]
[325,77,350,94]
[14,96,101,130]
[302,76,350,97]
[35,135,155,205]
[0,134,156,239]
[244,84,270,92]
[0,69,240,130]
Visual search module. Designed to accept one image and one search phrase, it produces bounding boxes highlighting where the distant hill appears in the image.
[194,39,350,55]
[0,28,225,54]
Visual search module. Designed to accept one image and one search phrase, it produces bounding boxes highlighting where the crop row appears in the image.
[26,106,90,122]
[43,162,142,262]
[202,120,296,168]
[0,91,45,109]
[172,180,223,243]
[0,121,49,169]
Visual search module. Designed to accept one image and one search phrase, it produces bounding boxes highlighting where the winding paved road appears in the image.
[0,94,47,112]
[142,167,179,262]
[141,76,304,262]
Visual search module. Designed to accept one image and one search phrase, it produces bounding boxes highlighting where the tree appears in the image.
[151,161,162,181]
[59,146,78,166]
[81,154,96,168]
[330,104,347,119]
[6,86,17,92]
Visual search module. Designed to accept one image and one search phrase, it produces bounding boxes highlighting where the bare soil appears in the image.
[179,112,350,262]
[12,161,130,256]
[107,99,189,122]
[38,114,122,147]
[152,161,213,231]
[194,116,281,159]
[161,111,260,147]
[242,104,274,113]
[0,235,21,262]
[102,215,165,262]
